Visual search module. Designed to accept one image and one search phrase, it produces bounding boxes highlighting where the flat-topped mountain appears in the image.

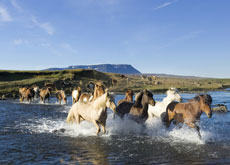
[46,64,141,74]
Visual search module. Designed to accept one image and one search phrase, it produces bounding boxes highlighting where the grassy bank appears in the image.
[0,69,230,98]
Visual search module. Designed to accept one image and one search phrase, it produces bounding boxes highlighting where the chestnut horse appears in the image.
[116,89,155,122]
[164,94,212,138]
[39,87,51,103]
[117,89,134,105]
[66,90,116,135]
[79,82,105,102]
[56,89,67,104]
[19,87,35,103]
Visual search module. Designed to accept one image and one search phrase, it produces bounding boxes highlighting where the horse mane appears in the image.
[193,94,212,105]
[92,91,111,109]
[203,94,212,105]
[133,91,143,107]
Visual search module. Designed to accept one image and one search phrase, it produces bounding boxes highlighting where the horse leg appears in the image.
[187,122,201,139]
[101,121,106,134]
[92,120,100,135]
[76,114,81,124]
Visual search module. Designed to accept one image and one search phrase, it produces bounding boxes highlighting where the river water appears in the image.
[1,91,230,164]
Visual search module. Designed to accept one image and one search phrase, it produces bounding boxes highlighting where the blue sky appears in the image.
[0,0,229,78]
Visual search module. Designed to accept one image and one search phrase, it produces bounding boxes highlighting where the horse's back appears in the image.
[167,101,179,112]
[116,101,133,116]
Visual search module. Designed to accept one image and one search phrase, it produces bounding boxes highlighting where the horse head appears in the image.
[167,88,182,102]
[104,89,117,113]
[142,89,155,106]
[125,89,134,102]
[195,94,212,118]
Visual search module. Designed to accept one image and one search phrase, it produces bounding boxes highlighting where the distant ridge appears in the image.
[45,64,141,74]
[144,73,208,79]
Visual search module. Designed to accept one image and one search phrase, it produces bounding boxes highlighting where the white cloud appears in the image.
[61,43,78,54]
[31,16,54,35]
[154,1,177,10]
[0,6,12,22]
[13,39,29,45]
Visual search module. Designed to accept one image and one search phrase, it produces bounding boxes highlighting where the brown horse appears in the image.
[79,93,93,102]
[117,89,134,105]
[56,89,67,104]
[116,89,155,122]
[164,94,212,138]
[39,87,51,103]
[79,82,105,102]
[93,82,105,101]
[19,87,35,103]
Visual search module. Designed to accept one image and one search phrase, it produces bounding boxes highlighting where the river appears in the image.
[0,91,230,164]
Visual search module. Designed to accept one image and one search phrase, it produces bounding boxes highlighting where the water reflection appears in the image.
[64,137,109,164]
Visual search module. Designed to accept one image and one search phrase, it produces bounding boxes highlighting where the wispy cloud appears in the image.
[13,39,29,45]
[0,6,12,22]
[31,16,54,35]
[10,0,23,12]
[61,43,78,54]
[159,31,203,49]
[154,1,177,10]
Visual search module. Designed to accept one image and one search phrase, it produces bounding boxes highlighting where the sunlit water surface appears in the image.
[1,91,230,164]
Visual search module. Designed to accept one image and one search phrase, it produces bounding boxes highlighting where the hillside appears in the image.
[46,64,141,74]
[1,69,230,99]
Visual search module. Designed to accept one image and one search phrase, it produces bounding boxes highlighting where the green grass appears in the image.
[1,69,230,97]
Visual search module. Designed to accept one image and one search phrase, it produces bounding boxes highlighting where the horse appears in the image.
[72,87,82,104]
[19,87,35,103]
[66,89,116,135]
[39,87,51,103]
[93,82,105,101]
[31,85,40,100]
[116,89,155,122]
[79,82,105,102]
[56,89,67,104]
[164,94,212,138]
[146,88,182,122]
[79,93,93,102]
[117,89,134,105]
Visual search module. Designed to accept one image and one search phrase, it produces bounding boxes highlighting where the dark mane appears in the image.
[203,94,212,105]
[133,92,143,107]
[193,94,212,105]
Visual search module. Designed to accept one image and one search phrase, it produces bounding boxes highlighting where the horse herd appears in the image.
[18,82,213,138]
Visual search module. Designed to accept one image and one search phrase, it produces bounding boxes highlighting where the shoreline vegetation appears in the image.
[1,69,230,99]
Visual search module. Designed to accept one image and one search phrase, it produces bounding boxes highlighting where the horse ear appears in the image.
[143,89,147,93]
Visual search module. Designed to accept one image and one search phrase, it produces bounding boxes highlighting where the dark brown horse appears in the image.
[116,89,155,122]
[164,94,212,138]
[117,89,134,105]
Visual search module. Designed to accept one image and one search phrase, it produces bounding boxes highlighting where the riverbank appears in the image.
[1,69,230,98]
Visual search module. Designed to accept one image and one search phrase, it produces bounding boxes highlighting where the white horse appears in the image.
[67,89,116,135]
[146,88,182,122]
[72,87,81,104]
